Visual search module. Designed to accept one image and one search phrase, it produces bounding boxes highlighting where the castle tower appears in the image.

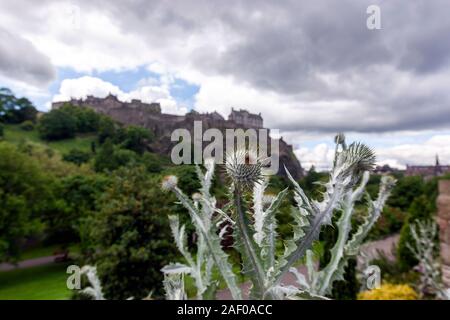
[228,108,263,128]
[436,154,443,176]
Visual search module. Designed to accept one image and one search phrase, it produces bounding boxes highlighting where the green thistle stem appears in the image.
[233,186,272,299]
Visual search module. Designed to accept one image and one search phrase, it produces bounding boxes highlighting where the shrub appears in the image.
[118,125,153,154]
[38,109,77,140]
[358,283,418,300]
[94,139,137,172]
[20,120,34,131]
[63,149,92,166]
[0,123,3,138]
[98,116,116,144]
[369,252,419,285]
[387,176,425,211]
[141,152,164,173]
[58,104,100,133]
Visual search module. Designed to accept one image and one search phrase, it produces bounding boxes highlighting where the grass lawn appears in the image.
[3,124,97,155]
[0,263,72,300]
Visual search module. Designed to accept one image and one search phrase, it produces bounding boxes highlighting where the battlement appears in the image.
[52,94,162,114]
[228,108,263,128]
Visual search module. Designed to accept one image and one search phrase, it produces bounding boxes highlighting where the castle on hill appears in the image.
[52,94,263,130]
[52,94,303,179]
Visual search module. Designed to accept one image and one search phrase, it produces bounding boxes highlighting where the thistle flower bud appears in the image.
[162,175,178,191]
[334,132,346,145]
[339,142,376,178]
[379,175,396,194]
[192,192,202,201]
[225,149,264,189]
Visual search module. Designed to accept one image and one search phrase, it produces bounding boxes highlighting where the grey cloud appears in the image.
[4,0,450,133]
[81,0,450,133]
[0,27,55,86]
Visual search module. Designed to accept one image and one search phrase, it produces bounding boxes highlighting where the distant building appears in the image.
[374,164,397,175]
[405,155,450,178]
[228,108,263,128]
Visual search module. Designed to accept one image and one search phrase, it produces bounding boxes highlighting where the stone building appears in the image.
[228,108,263,128]
[405,155,450,178]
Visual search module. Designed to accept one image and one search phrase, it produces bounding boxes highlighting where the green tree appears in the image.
[94,139,137,172]
[89,166,175,298]
[38,108,77,140]
[119,126,153,154]
[59,104,100,133]
[94,139,115,172]
[0,88,38,124]
[0,142,49,261]
[387,176,425,211]
[98,116,116,144]
[141,152,164,173]
[53,174,110,250]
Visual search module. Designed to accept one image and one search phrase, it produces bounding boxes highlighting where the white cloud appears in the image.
[52,76,187,115]
[52,76,121,101]
[2,0,450,170]
[296,134,450,171]
[376,135,450,168]
[2,0,450,134]
[295,143,335,171]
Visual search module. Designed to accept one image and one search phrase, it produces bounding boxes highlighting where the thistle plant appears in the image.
[162,158,240,299]
[162,134,396,300]
[80,265,105,300]
[408,220,449,299]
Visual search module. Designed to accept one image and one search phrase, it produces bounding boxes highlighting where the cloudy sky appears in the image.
[1,0,449,170]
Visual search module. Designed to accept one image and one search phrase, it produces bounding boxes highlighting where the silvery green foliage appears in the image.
[161,264,190,300]
[162,158,241,300]
[163,134,395,300]
[80,265,105,300]
[408,220,449,300]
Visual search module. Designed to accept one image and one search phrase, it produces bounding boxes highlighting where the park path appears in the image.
[0,254,66,272]
[216,234,400,299]
[358,234,399,265]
